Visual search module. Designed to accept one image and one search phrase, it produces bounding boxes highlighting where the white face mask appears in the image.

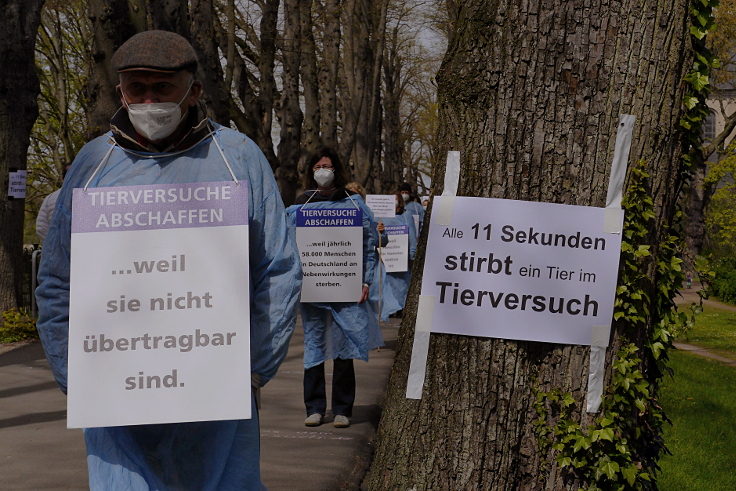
[401,193,410,202]
[314,168,335,188]
[123,80,193,142]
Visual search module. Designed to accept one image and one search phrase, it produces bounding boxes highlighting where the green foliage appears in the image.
[680,0,720,175]
[534,163,694,490]
[708,258,736,304]
[0,309,39,343]
[703,139,736,259]
[26,1,92,243]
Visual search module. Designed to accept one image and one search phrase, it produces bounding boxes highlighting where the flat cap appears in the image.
[112,30,198,73]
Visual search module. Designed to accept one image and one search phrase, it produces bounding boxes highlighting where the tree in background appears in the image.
[26,0,92,243]
[365,0,698,488]
[379,1,441,195]
[0,0,45,312]
[685,0,736,256]
[76,0,440,204]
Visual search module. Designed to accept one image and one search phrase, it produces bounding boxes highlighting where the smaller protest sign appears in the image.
[8,170,27,199]
[382,225,409,272]
[296,207,363,302]
[366,194,396,218]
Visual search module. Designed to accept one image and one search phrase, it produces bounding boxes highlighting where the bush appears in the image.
[709,258,736,305]
[0,309,38,343]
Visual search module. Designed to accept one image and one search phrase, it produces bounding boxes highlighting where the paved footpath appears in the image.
[0,317,399,490]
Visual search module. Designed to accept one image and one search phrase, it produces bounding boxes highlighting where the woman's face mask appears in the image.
[123,80,193,142]
[401,193,410,202]
[314,168,335,188]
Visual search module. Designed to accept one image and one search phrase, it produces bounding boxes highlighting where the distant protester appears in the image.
[370,192,417,320]
[289,147,383,429]
[399,182,424,234]
[36,166,69,244]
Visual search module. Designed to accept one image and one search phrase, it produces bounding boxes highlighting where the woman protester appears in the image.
[370,192,417,321]
[287,147,383,428]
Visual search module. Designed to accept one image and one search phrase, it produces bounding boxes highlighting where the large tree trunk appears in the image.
[343,0,388,189]
[365,0,691,488]
[86,0,141,139]
[318,0,341,149]
[190,0,231,125]
[275,0,303,205]
[0,0,44,311]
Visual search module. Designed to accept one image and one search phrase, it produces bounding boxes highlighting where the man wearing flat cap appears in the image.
[36,30,301,490]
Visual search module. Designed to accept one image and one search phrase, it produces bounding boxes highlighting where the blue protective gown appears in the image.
[404,200,425,235]
[286,196,383,369]
[371,212,417,321]
[35,121,301,490]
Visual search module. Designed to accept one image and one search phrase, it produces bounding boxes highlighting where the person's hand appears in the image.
[359,285,369,303]
[377,221,385,234]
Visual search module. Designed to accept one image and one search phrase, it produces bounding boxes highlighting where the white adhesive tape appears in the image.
[433,196,456,226]
[586,346,606,413]
[603,208,624,234]
[591,325,611,347]
[606,115,636,210]
[442,151,460,197]
[587,116,635,412]
[406,295,435,399]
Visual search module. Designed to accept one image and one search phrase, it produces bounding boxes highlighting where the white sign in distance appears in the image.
[68,181,251,428]
[296,207,363,302]
[8,170,27,199]
[421,196,624,346]
[382,225,409,273]
[366,194,396,218]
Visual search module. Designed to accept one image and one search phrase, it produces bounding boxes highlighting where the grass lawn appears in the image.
[675,305,736,361]
[658,350,736,490]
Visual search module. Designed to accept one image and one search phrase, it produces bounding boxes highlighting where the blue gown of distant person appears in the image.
[404,200,425,235]
[286,195,383,369]
[370,212,417,321]
[36,116,301,490]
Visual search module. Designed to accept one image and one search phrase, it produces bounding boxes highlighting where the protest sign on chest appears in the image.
[296,205,363,302]
[383,224,409,273]
[67,181,251,428]
[421,196,623,346]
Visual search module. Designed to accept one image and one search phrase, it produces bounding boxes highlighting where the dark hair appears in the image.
[399,182,413,194]
[393,191,405,214]
[303,147,349,190]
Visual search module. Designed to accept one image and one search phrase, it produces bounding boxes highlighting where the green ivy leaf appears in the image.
[622,465,638,485]
[596,459,620,480]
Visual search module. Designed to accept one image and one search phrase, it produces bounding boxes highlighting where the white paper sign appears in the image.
[366,194,396,218]
[421,196,623,346]
[296,207,363,302]
[8,170,27,199]
[382,225,409,273]
[68,182,251,428]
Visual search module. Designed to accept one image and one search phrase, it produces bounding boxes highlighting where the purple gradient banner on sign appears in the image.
[385,225,408,235]
[72,182,248,233]
[296,208,361,227]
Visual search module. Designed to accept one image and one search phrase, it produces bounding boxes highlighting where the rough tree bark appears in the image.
[275,0,303,205]
[318,0,341,149]
[0,0,45,311]
[338,0,388,185]
[365,0,691,488]
[86,0,141,139]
